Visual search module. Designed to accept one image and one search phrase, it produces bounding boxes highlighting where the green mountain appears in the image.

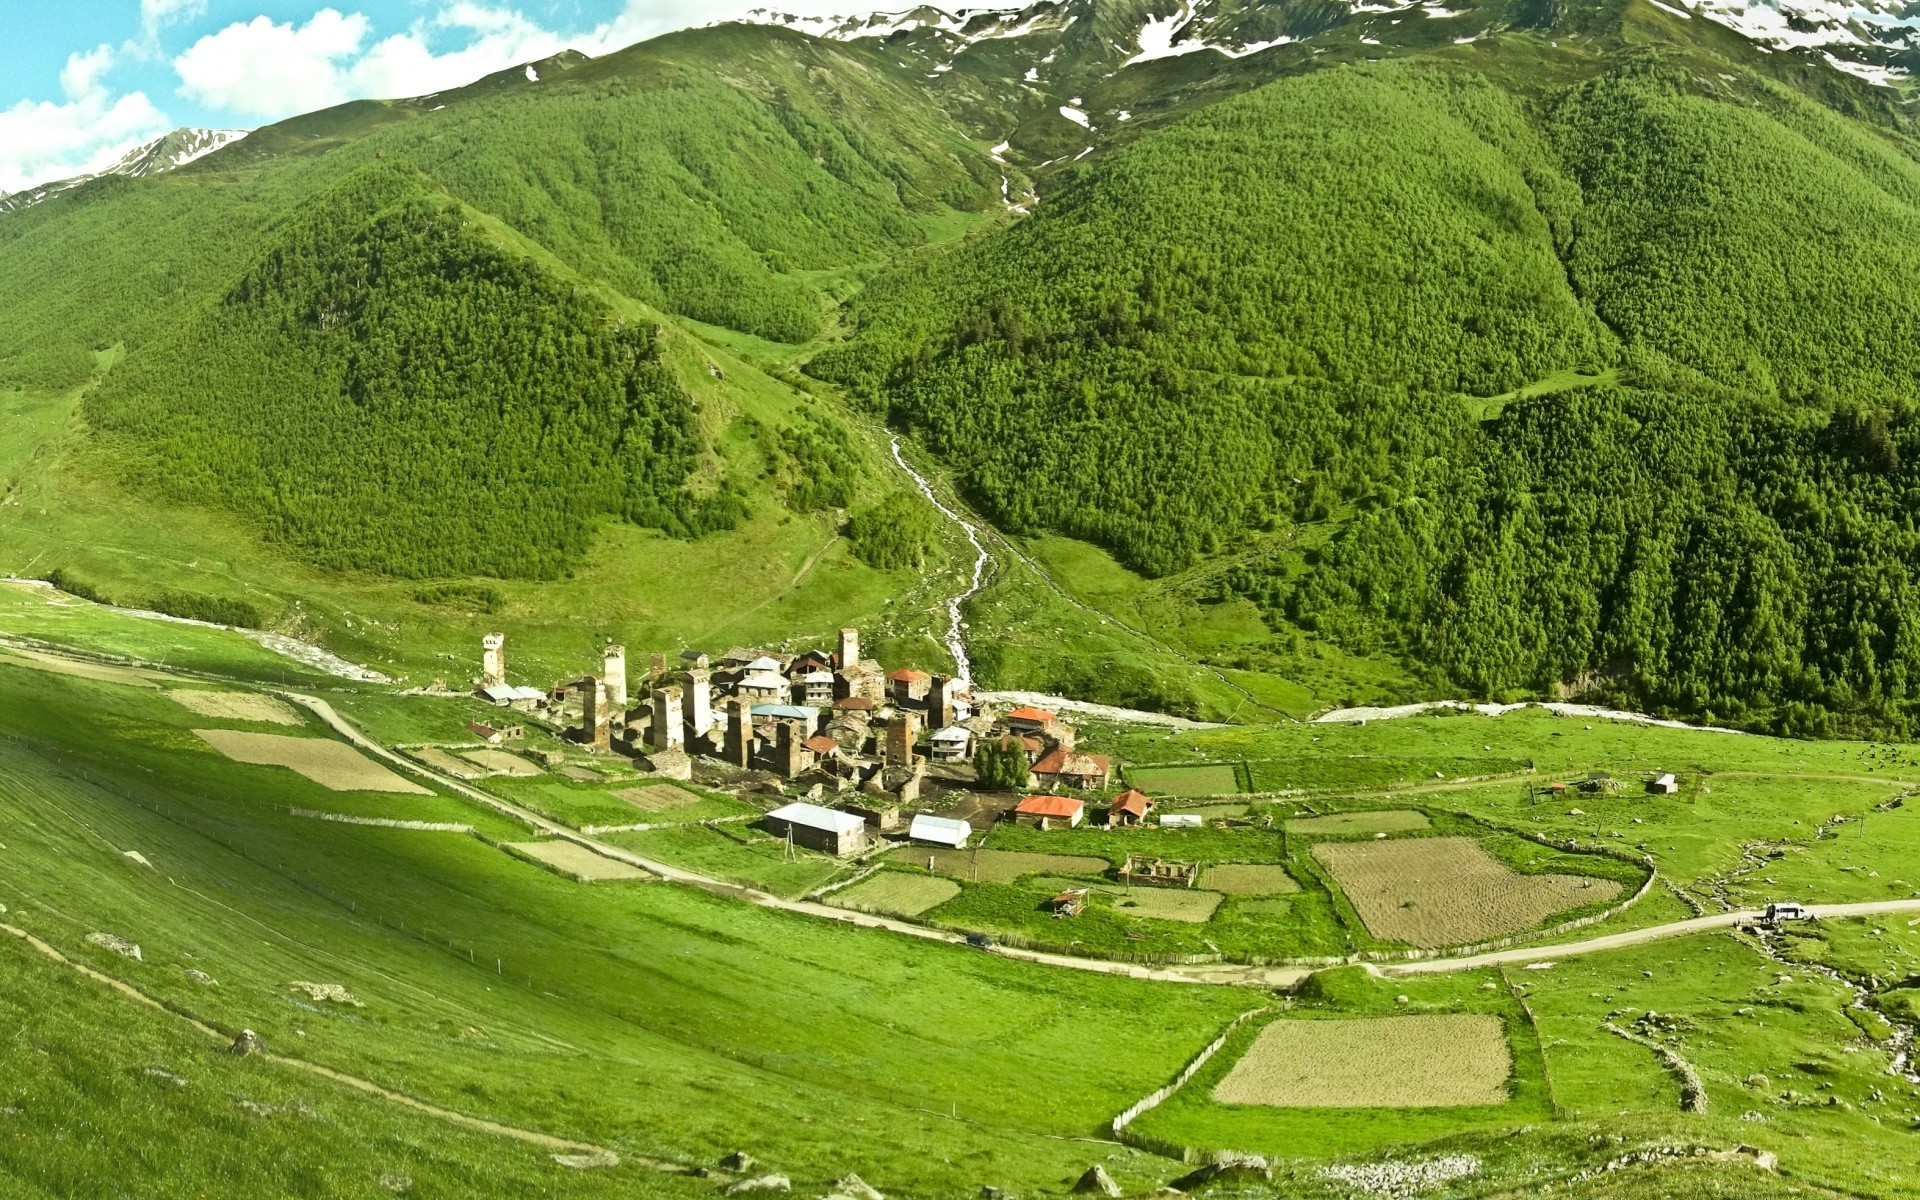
[7,0,1920,730]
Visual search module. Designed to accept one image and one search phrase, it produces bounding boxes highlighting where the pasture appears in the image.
[1287,809,1430,836]
[827,872,961,917]
[1201,864,1299,895]
[901,846,1111,884]
[1127,762,1245,796]
[165,688,301,724]
[1212,1014,1512,1107]
[1313,836,1625,948]
[193,728,431,794]
[506,840,653,882]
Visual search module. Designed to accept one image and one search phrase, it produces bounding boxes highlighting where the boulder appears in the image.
[719,1152,758,1173]
[1073,1164,1121,1197]
[724,1174,791,1195]
[831,1174,884,1200]
[230,1029,265,1057]
[85,932,142,960]
[1172,1152,1270,1190]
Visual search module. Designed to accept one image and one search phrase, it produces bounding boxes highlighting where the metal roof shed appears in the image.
[764,802,868,857]
[909,814,971,848]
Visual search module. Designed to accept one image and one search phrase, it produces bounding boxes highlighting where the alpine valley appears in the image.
[10,0,1920,1196]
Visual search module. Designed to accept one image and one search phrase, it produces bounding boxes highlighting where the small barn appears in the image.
[909,813,971,848]
[1108,788,1156,828]
[1050,888,1088,918]
[1648,772,1679,795]
[763,803,868,856]
[929,725,973,762]
[1031,747,1112,791]
[1013,795,1085,830]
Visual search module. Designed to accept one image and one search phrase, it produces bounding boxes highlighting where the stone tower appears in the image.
[776,719,812,779]
[581,677,611,750]
[481,633,506,688]
[886,709,919,766]
[929,674,955,730]
[682,667,712,739]
[649,684,684,752]
[603,644,628,708]
[724,697,753,768]
[836,627,860,671]
[649,652,668,685]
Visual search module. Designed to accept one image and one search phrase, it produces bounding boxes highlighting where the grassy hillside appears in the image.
[7,600,1920,1194]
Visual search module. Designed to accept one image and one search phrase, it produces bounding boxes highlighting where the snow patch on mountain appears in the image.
[0,128,247,214]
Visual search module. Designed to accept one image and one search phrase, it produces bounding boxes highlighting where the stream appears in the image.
[890,434,990,684]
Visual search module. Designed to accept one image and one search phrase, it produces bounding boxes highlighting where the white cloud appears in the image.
[170,0,866,125]
[142,0,209,38]
[174,9,371,119]
[0,46,172,195]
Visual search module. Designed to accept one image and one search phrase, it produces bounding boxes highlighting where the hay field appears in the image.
[1030,877,1225,923]
[1213,1015,1511,1107]
[166,689,300,725]
[0,646,172,688]
[1288,809,1431,836]
[194,729,430,794]
[1202,864,1299,895]
[615,784,700,812]
[1314,836,1621,947]
[829,872,961,917]
[460,749,543,776]
[506,840,650,881]
[411,747,485,779]
[1128,763,1242,796]
[1111,889,1222,923]
[902,847,1108,883]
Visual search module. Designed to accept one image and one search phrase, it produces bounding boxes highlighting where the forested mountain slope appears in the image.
[9,0,1920,726]
[817,36,1920,735]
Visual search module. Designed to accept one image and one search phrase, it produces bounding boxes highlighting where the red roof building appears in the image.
[1108,788,1155,827]
[1031,747,1113,791]
[1013,795,1085,829]
[1005,706,1057,731]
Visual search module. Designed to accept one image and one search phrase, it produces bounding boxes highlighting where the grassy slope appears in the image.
[0,661,1257,1196]
[5,593,1920,1192]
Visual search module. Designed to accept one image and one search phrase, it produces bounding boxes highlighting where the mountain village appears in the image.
[468,627,1166,864]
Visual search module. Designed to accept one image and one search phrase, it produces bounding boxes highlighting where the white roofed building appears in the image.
[764,802,868,856]
[908,814,971,848]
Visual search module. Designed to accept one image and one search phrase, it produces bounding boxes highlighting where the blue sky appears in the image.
[0,0,845,194]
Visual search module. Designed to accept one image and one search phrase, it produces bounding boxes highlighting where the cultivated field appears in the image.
[1314,836,1622,948]
[1128,763,1243,796]
[0,645,173,688]
[1029,877,1226,922]
[828,872,960,917]
[505,840,651,882]
[193,729,430,794]
[410,747,486,779]
[1111,889,1223,923]
[165,689,300,725]
[902,847,1109,883]
[1213,1015,1511,1107]
[460,749,543,776]
[614,784,701,812]
[1289,809,1431,836]
[1202,864,1299,895]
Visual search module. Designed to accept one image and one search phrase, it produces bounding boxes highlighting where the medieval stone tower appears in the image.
[603,644,628,708]
[682,666,713,740]
[581,677,612,751]
[649,684,685,752]
[886,709,919,766]
[837,627,860,670]
[481,633,507,688]
[725,697,753,768]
